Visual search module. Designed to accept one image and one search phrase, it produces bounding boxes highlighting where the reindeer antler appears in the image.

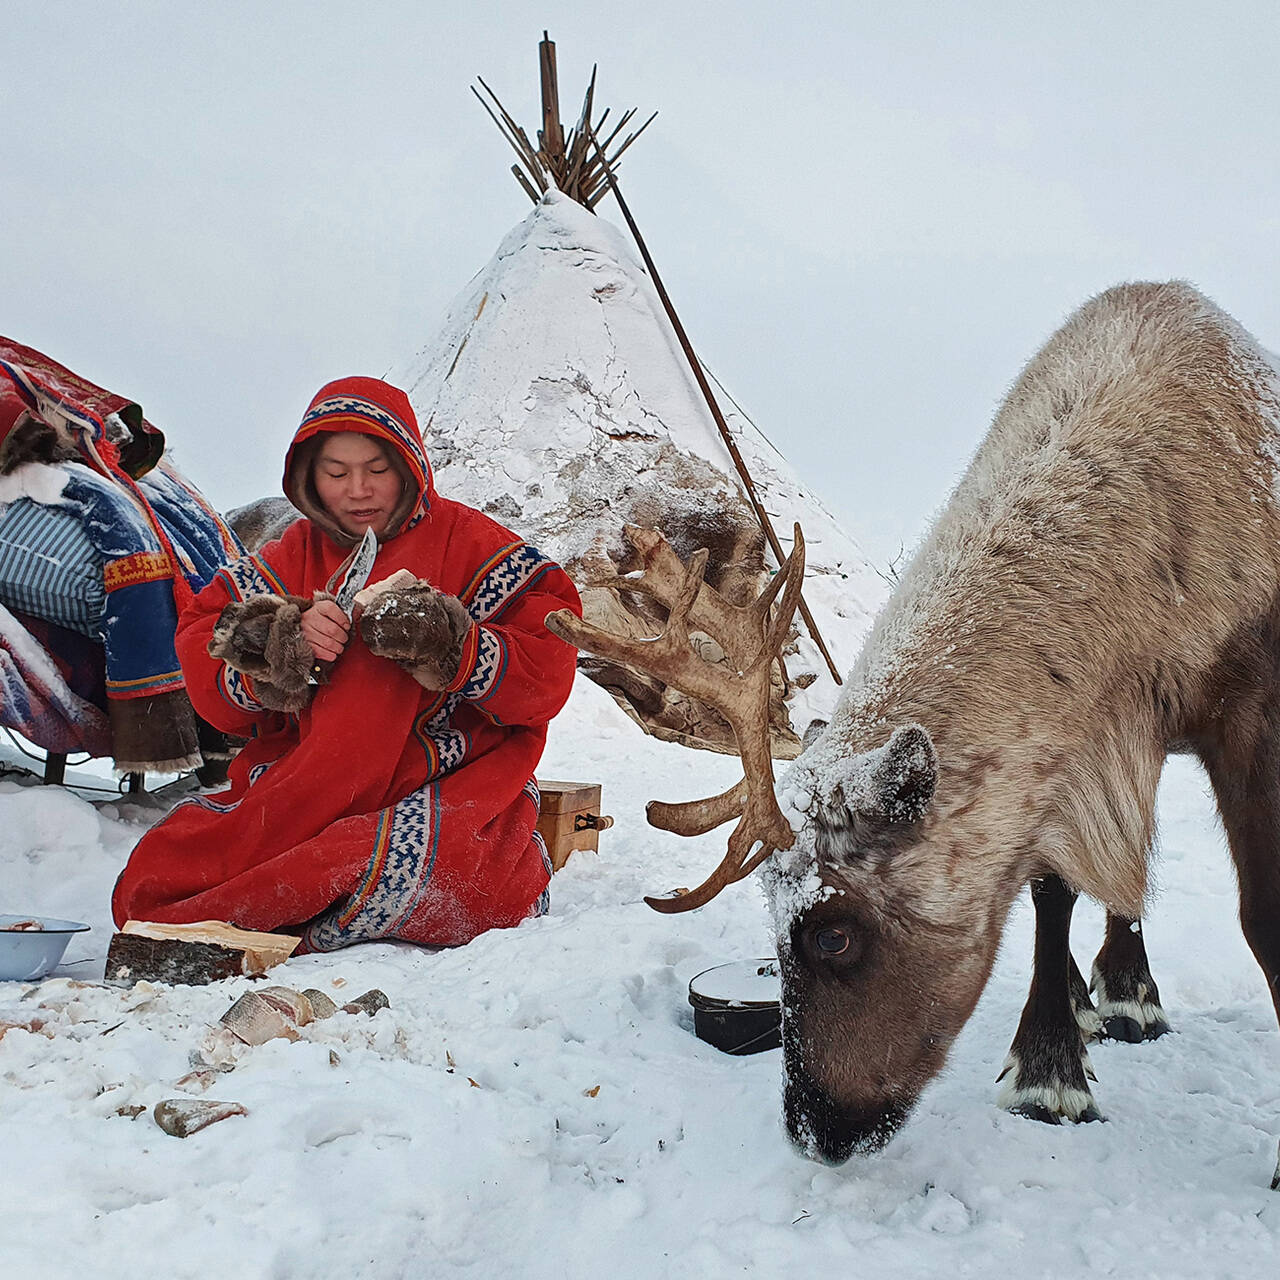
[545,523,806,912]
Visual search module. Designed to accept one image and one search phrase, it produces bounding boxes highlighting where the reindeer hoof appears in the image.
[1008,1098,1103,1126]
[1100,1011,1170,1043]
[1102,1015,1143,1043]
[1009,1102,1063,1126]
[1092,971,1171,1043]
[997,1048,1104,1125]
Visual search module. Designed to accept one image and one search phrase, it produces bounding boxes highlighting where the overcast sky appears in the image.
[4,2,1279,564]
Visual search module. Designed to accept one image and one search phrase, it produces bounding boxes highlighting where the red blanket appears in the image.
[0,335,165,477]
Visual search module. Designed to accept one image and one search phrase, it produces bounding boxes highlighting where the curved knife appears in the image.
[308,524,379,685]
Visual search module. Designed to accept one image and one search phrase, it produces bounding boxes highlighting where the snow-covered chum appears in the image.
[764,281,1280,1169]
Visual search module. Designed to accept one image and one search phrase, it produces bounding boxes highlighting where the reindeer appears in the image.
[547,281,1280,1185]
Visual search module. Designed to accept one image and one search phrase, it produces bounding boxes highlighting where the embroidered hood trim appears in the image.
[283,375,434,546]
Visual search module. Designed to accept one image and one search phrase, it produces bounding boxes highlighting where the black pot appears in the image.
[688,958,782,1055]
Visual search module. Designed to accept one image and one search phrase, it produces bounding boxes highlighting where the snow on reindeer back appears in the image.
[391,190,885,724]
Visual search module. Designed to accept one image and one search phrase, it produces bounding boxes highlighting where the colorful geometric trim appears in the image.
[177,790,242,815]
[217,552,289,602]
[458,541,520,605]
[299,395,428,494]
[172,757,274,817]
[301,393,412,439]
[217,666,264,715]
[254,554,290,596]
[411,696,471,779]
[459,541,558,624]
[338,808,395,928]
[527,776,552,916]
[103,550,173,592]
[105,669,185,699]
[301,782,443,950]
[174,783,243,816]
[106,667,184,692]
[437,541,559,718]
[443,622,481,694]
[246,759,275,786]
[530,876,551,920]
[459,626,506,704]
[210,557,292,713]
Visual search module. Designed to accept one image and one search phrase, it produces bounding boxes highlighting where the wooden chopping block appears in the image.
[105,919,300,986]
[536,780,613,873]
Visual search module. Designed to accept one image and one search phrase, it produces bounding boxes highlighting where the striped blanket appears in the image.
[0,499,104,636]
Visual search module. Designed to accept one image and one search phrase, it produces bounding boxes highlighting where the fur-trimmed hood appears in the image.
[283,375,435,547]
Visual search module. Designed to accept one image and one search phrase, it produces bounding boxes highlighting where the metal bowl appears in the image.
[0,914,90,982]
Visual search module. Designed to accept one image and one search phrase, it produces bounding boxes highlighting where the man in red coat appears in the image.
[112,376,581,950]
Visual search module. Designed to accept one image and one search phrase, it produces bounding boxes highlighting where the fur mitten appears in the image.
[358,582,474,691]
[208,595,314,712]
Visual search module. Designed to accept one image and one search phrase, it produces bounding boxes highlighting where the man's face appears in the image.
[313,432,403,537]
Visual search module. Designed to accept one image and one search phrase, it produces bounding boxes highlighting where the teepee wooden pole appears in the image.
[586,129,843,686]
[538,32,566,172]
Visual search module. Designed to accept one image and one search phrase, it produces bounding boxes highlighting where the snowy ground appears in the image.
[2,676,1279,1279]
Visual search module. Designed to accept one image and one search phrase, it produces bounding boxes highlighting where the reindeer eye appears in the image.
[816,928,851,955]
[796,919,865,971]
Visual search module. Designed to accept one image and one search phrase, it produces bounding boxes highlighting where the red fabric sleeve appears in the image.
[174,523,309,737]
[450,562,581,728]
[173,575,287,738]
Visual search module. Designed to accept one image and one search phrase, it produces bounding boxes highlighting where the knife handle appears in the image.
[304,595,357,686]
[308,657,335,686]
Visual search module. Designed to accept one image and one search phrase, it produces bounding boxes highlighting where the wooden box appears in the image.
[537,780,611,873]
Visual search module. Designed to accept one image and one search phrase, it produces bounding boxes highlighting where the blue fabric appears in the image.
[0,460,243,703]
[0,499,105,637]
[0,344,243,732]
[50,461,242,699]
[137,464,242,590]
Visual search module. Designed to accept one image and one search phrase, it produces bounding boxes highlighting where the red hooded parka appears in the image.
[111,376,581,949]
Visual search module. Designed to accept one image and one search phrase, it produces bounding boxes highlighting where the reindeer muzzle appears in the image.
[783,1069,913,1164]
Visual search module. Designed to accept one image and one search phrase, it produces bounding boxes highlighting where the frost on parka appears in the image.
[111,376,582,949]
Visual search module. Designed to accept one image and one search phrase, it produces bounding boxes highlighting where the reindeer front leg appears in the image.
[998,875,1103,1124]
[1091,914,1171,1042]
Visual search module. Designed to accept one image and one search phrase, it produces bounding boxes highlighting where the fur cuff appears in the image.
[208,595,314,712]
[358,582,474,691]
[108,688,200,775]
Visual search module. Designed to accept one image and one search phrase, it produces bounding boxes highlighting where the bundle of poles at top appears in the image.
[472,32,655,208]
[472,34,842,687]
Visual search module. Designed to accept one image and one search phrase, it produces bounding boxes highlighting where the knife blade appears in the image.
[308,525,379,684]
